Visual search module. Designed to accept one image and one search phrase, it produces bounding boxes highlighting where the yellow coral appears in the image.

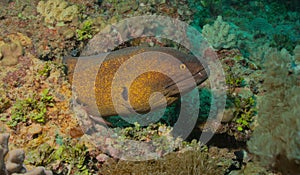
[37,0,79,24]
[0,41,23,66]
[8,33,32,48]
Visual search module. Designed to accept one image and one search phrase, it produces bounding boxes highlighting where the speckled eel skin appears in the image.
[63,47,209,119]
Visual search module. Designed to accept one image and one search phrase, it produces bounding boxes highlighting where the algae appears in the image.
[7,89,54,127]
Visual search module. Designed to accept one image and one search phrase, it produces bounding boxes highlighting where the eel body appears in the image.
[64,47,209,118]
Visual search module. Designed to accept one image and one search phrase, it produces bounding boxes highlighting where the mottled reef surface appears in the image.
[0,0,299,174]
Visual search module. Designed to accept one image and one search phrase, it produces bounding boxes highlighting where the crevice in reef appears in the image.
[187,128,247,149]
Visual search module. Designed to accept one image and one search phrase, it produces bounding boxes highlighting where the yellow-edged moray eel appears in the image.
[63,47,209,124]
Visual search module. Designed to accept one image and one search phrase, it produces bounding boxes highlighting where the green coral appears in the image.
[38,61,66,78]
[25,134,228,174]
[0,94,11,114]
[51,141,89,174]
[117,122,168,142]
[202,16,237,50]
[224,66,256,131]
[221,55,257,132]
[225,70,246,94]
[38,61,52,77]
[271,33,297,52]
[7,89,54,127]
[26,138,90,175]
[199,0,225,17]
[76,20,94,41]
[232,95,257,132]
[25,143,54,166]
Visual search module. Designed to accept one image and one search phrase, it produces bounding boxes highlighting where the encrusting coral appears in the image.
[0,40,23,66]
[0,133,52,175]
[37,0,79,24]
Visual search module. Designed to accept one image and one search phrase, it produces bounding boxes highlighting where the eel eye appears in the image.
[180,64,186,70]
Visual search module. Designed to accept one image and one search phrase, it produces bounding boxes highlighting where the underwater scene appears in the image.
[0,0,299,174]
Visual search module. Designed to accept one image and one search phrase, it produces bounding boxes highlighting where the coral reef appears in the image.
[202,16,237,50]
[26,139,89,175]
[37,0,79,24]
[294,45,300,63]
[0,133,52,175]
[7,89,54,127]
[0,92,11,114]
[99,141,229,175]
[0,31,77,148]
[0,0,298,174]
[248,43,273,67]
[250,17,273,34]
[205,50,262,141]
[247,48,300,174]
[76,19,94,41]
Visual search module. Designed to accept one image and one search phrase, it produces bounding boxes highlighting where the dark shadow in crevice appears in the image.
[186,127,247,149]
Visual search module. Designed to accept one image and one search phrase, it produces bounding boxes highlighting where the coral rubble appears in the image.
[0,133,52,175]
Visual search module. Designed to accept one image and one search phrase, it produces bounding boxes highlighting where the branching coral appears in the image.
[0,133,52,175]
[294,45,300,63]
[248,43,273,67]
[202,16,237,50]
[247,48,300,174]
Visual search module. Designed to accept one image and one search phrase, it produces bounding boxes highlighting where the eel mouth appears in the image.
[164,68,209,97]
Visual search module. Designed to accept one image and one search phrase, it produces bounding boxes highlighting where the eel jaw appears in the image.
[163,69,208,97]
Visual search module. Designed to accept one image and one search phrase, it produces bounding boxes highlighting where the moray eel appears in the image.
[64,47,209,120]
